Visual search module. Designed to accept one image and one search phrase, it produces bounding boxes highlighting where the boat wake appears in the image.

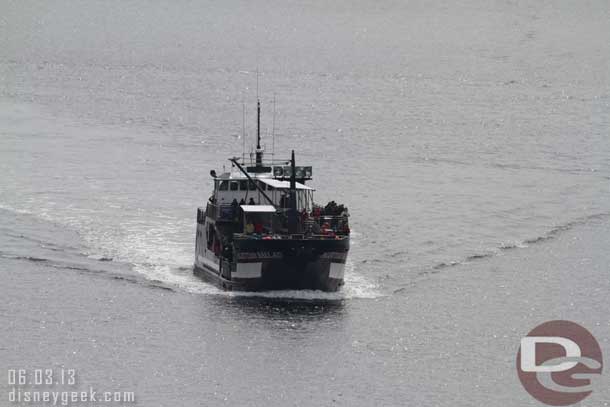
[11,202,607,300]
[0,203,381,300]
[427,211,610,274]
[133,260,383,300]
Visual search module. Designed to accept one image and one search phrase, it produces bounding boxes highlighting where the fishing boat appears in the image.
[194,100,350,291]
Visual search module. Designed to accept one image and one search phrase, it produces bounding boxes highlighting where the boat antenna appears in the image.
[254,68,264,166]
[242,101,246,163]
[287,150,298,233]
[255,97,263,166]
[271,93,276,159]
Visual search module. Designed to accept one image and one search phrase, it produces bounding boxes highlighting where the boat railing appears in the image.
[312,214,348,226]
[206,202,237,221]
[236,157,291,166]
[314,214,347,223]
[272,210,349,234]
[233,232,347,240]
[204,202,349,235]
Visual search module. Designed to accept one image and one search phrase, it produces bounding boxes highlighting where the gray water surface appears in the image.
[1,1,609,405]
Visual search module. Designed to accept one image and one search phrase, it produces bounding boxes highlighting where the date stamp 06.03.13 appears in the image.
[6,368,135,405]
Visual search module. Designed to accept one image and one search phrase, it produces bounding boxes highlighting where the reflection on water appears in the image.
[203,295,347,335]
[227,296,345,319]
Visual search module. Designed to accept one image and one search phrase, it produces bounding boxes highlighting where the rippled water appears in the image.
[1,1,609,405]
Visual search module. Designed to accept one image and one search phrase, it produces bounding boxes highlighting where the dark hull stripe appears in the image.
[194,258,345,292]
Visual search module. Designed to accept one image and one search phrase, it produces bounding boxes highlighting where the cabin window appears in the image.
[230,181,238,191]
[239,180,248,190]
[248,180,256,191]
[219,181,228,191]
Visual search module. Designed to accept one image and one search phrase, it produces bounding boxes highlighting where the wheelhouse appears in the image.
[212,172,314,212]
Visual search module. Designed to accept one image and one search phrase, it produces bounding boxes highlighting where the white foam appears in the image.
[133,263,225,295]
[133,260,383,300]
[2,190,381,300]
